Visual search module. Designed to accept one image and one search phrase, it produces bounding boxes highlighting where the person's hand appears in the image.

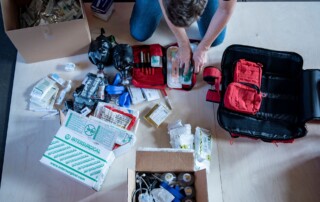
[193,46,208,74]
[176,44,192,75]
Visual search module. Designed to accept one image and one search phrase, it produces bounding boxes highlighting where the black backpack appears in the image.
[204,45,320,143]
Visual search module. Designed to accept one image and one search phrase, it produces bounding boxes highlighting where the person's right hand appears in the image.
[176,43,192,75]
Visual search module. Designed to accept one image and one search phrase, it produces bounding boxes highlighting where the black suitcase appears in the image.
[204,45,320,143]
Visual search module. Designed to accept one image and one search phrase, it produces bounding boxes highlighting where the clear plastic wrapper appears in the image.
[55,80,72,105]
[94,102,140,133]
[29,77,59,111]
[166,43,198,88]
[30,77,56,99]
[167,119,183,131]
[168,123,192,149]
[194,127,212,173]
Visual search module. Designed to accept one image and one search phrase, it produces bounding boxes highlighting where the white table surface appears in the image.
[1,2,320,202]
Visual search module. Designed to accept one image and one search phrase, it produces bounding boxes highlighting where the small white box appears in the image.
[40,111,115,191]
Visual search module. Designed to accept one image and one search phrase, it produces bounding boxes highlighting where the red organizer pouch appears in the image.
[132,44,166,89]
[224,82,262,115]
[234,59,263,88]
[224,59,263,114]
[132,42,198,90]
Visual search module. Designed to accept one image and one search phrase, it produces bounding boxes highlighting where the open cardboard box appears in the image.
[128,148,208,202]
[0,0,91,63]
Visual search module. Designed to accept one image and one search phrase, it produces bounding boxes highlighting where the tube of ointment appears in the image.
[194,127,212,172]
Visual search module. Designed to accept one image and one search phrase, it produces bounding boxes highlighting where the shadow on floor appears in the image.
[0,4,17,186]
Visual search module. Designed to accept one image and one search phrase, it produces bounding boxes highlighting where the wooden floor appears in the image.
[0,2,320,202]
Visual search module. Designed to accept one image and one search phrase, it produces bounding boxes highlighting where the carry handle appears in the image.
[203,67,222,103]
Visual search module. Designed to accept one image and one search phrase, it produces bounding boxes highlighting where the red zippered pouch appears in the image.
[224,82,262,115]
[131,42,198,91]
[222,59,263,114]
[234,59,263,88]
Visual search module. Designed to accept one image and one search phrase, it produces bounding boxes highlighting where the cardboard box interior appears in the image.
[128,149,208,202]
[0,0,91,63]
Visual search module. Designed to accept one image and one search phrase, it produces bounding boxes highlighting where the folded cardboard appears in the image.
[128,148,209,202]
[1,0,91,63]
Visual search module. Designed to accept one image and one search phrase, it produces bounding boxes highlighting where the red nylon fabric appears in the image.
[131,44,196,90]
[203,67,222,102]
[234,59,263,88]
[224,82,262,115]
[131,44,166,88]
[206,89,220,102]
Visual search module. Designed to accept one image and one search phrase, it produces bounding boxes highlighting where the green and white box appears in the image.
[40,113,115,191]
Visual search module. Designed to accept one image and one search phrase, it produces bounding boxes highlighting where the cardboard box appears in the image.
[40,110,123,191]
[128,148,209,202]
[41,109,139,191]
[40,125,115,191]
[0,0,91,63]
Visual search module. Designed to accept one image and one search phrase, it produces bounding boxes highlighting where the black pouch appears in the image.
[88,28,117,69]
[204,44,320,143]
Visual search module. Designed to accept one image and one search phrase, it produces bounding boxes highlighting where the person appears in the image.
[130,0,236,75]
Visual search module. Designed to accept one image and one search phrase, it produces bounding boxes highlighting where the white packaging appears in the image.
[30,84,59,108]
[29,96,56,112]
[194,127,212,173]
[168,124,192,148]
[64,62,76,72]
[40,122,115,191]
[127,85,146,105]
[93,102,140,133]
[141,88,160,101]
[30,77,56,99]
[179,134,194,150]
[55,80,72,105]
[91,105,138,157]
[89,116,135,147]
[167,120,183,131]
[151,188,175,202]
[50,73,66,86]
[63,110,135,151]
[144,104,171,127]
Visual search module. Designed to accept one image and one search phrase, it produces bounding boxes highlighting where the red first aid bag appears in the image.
[204,45,320,143]
[234,59,263,88]
[131,41,199,91]
[224,82,262,115]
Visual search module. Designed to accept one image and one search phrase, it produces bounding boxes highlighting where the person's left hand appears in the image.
[193,47,208,74]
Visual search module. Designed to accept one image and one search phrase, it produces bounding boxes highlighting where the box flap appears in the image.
[6,18,90,63]
[1,0,19,31]
[127,169,136,202]
[136,148,194,172]
[195,169,208,202]
[3,0,91,63]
